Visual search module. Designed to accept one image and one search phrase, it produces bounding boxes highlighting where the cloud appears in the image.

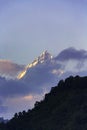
[0,59,63,118]
[0,99,8,113]
[54,47,87,72]
[0,60,25,78]
[0,61,62,98]
[1,47,87,118]
[0,106,8,113]
[55,47,87,61]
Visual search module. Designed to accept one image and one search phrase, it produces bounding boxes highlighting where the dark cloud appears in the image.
[0,79,28,97]
[1,48,87,99]
[22,62,61,87]
[0,61,62,98]
[0,61,62,117]
[0,60,25,78]
[1,47,87,99]
[1,47,87,118]
[55,47,87,61]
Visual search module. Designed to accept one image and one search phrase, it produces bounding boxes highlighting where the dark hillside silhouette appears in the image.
[1,75,87,130]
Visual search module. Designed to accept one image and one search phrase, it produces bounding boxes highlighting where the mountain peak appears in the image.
[38,50,53,63]
[17,51,53,79]
[26,50,53,68]
[41,50,49,55]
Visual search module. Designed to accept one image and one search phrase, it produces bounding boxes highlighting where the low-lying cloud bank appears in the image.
[1,47,87,119]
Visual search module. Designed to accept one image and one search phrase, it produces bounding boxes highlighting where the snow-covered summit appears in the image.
[17,51,53,79]
[26,51,53,68]
[38,50,53,63]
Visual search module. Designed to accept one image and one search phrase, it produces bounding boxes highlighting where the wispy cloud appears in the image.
[0,60,25,78]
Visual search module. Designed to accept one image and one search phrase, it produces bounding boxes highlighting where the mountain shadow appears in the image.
[1,75,87,130]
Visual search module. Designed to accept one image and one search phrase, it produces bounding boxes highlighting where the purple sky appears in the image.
[0,0,87,64]
[0,0,87,119]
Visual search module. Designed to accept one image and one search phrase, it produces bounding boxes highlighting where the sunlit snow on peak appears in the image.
[17,51,53,79]
[17,70,27,79]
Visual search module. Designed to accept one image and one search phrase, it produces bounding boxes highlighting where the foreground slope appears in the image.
[1,76,87,130]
